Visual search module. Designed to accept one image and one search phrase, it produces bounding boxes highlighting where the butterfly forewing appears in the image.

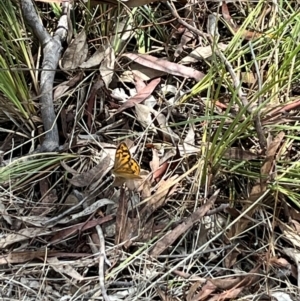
[113,143,131,170]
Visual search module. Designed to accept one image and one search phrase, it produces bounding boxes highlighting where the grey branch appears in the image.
[21,0,69,152]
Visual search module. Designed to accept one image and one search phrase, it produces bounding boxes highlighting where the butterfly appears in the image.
[112,142,141,179]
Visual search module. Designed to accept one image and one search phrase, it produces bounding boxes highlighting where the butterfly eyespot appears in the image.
[112,142,141,179]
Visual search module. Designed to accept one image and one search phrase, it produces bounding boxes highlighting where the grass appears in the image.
[1,0,300,300]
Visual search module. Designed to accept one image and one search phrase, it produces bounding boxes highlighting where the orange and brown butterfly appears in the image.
[112,142,141,179]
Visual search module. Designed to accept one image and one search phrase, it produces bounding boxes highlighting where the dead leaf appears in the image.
[152,109,179,142]
[156,287,178,301]
[270,256,291,269]
[100,46,115,88]
[153,162,168,181]
[150,189,219,256]
[280,222,300,249]
[86,78,105,128]
[150,148,170,181]
[122,53,205,81]
[54,73,83,101]
[187,281,205,301]
[209,277,242,290]
[190,280,217,301]
[224,249,240,269]
[0,250,46,264]
[61,30,88,70]
[122,176,179,248]
[181,43,228,63]
[207,287,243,301]
[223,147,259,160]
[50,215,113,244]
[57,199,115,224]
[15,216,50,227]
[48,257,83,280]
[221,2,262,40]
[145,142,174,152]
[139,218,155,243]
[115,78,161,114]
[174,28,194,57]
[269,256,292,281]
[289,207,300,223]
[68,154,111,187]
[262,131,285,176]
[291,219,300,233]
[161,84,180,98]
[234,265,261,287]
[128,62,167,81]
[0,249,90,265]
[156,145,176,164]
[134,75,146,92]
[263,99,300,123]
[271,292,294,301]
[140,176,179,221]
[150,149,160,174]
[0,201,12,225]
[31,187,57,216]
[184,124,195,145]
[135,103,155,130]
[80,45,106,68]
[122,217,140,248]
[0,228,52,249]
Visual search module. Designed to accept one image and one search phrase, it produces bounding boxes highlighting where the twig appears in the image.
[21,0,69,152]
[96,224,111,301]
[166,1,210,40]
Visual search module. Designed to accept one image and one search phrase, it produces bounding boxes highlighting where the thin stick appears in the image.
[96,224,111,301]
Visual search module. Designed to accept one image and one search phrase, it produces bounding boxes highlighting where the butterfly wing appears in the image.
[127,157,141,178]
[113,143,129,170]
[112,143,141,179]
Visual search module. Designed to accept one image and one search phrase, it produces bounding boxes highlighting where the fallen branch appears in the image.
[21,0,69,152]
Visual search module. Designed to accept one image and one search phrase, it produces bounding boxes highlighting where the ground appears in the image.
[0,0,300,300]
